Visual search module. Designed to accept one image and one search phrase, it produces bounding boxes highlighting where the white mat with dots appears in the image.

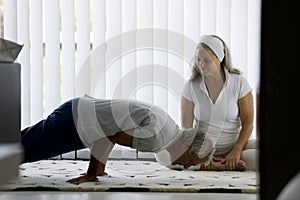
[0,160,259,193]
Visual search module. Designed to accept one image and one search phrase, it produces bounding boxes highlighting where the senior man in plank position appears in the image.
[21,95,246,184]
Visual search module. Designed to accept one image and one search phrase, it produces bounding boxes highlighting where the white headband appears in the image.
[199,35,224,61]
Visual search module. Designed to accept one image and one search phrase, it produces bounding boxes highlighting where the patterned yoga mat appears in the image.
[0,160,259,193]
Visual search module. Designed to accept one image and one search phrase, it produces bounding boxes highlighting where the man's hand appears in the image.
[97,171,108,176]
[67,174,99,185]
[80,171,108,176]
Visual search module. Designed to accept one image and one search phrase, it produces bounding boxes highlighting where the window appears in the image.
[1,0,261,159]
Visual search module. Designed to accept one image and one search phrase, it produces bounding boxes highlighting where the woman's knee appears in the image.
[241,149,259,171]
[245,139,259,149]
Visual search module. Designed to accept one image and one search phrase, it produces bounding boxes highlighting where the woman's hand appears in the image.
[67,174,99,185]
[223,150,241,170]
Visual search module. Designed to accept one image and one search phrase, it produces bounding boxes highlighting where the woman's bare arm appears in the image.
[181,97,195,129]
[224,92,254,170]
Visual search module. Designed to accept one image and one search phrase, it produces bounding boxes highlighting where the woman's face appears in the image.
[196,47,220,76]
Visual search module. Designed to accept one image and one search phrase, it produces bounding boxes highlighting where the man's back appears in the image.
[76,95,182,152]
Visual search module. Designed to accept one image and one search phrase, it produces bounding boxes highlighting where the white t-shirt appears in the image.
[75,95,183,153]
[181,70,252,155]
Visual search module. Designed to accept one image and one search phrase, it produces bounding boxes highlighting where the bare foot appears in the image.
[201,159,247,171]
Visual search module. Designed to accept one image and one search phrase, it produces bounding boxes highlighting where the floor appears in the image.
[0,154,259,200]
[0,192,258,200]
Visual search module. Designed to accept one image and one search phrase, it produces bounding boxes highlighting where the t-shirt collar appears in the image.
[197,68,230,89]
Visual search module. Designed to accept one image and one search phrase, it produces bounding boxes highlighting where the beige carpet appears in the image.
[0,160,259,193]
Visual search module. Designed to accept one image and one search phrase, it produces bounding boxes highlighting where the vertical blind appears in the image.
[2,0,261,159]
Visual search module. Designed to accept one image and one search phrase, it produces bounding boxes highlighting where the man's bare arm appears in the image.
[67,137,115,184]
[66,154,101,184]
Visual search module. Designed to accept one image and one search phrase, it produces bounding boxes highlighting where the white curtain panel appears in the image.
[2,0,261,160]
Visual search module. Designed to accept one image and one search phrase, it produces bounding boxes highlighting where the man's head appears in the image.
[155,128,215,169]
[189,129,215,164]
